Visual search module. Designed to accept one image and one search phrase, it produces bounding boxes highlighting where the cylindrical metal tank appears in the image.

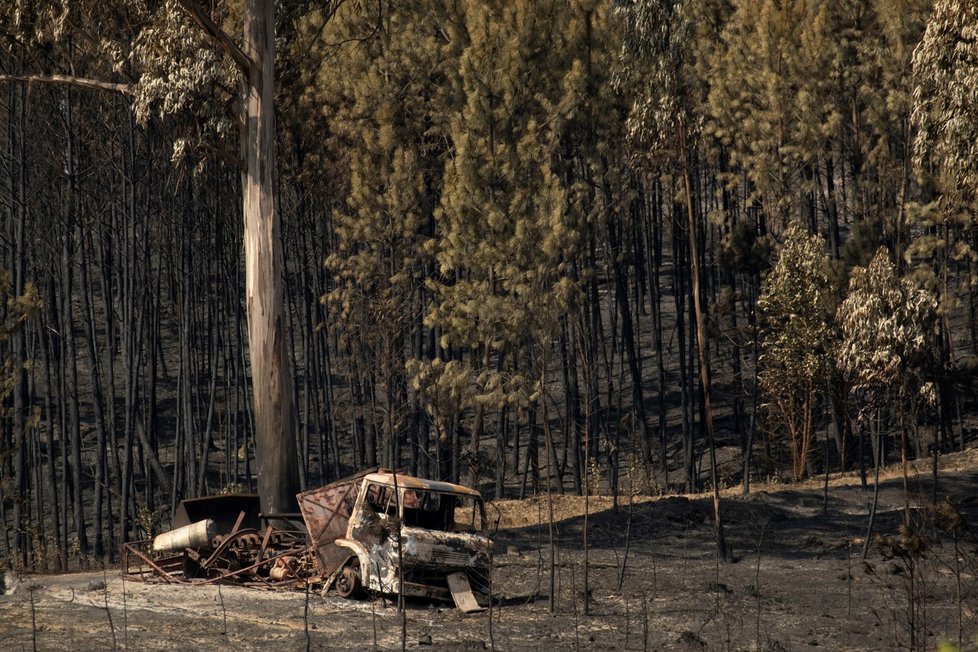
[153,519,217,552]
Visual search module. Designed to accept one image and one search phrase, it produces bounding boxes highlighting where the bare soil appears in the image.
[3,449,978,651]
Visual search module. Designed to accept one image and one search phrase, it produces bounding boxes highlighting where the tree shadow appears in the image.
[492,465,978,563]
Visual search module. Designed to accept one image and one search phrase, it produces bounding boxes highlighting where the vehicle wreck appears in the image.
[122,470,492,612]
[298,470,491,612]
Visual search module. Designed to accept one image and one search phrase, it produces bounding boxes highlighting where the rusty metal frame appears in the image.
[122,542,182,583]
[198,546,309,585]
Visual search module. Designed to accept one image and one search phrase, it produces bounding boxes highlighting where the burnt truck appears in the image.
[297,470,491,612]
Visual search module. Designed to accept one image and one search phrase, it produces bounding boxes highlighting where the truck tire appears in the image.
[334,559,363,599]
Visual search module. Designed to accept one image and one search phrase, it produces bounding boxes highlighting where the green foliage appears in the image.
[415,0,591,414]
[307,0,470,459]
[717,219,773,277]
[617,0,696,147]
[8,0,978,533]
[617,0,726,161]
[843,219,885,269]
[912,0,978,196]
[128,2,240,169]
[858,0,932,202]
[757,223,837,478]
[309,0,619,432]
[0,270,41,339]
[320,0,449,346]
[407,357,529,433]
[837,247,938,402]
[708,0,843,225]
[909,0,978,305]
[759,224,837,388]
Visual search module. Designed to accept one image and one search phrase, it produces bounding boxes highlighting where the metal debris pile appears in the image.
[122,494,321,588]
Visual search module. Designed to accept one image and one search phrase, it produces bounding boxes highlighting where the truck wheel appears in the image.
[335,560,363,599]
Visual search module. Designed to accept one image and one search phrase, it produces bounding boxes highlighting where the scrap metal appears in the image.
[123,493,316,589]
[123,469,493,612]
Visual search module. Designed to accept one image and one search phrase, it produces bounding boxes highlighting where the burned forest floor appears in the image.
[3,448,978,651]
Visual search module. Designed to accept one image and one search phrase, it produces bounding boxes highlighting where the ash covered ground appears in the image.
[3,450,978,651]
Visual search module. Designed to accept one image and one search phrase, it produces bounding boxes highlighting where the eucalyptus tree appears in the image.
[911,0,978,274]
[619,0,730,560]
[912,0,978,197]
[181,0,300,515]
[837,247,938,520]
[0,0,304,515]
[757,223,838,480]
[910,0,978,455]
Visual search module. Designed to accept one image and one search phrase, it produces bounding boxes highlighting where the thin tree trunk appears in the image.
[680,126,728,562]
[63,88,89,560]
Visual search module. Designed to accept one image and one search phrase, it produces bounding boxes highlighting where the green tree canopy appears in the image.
[837,247,938,400]
[758,222,837,479]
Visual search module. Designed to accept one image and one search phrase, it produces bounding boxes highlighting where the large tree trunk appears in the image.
[242,0,299,515]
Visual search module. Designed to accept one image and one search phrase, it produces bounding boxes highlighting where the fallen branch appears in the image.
[0,74,132,95]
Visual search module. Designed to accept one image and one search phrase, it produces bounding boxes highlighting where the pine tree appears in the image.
[708,0,843,228]
[857,0,932,259]
[414,0,580,485]
[316,0,462,470]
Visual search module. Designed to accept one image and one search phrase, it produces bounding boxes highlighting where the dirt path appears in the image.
[3,452,977,650]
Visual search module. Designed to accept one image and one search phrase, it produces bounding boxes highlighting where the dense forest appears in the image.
[1,0,977,571]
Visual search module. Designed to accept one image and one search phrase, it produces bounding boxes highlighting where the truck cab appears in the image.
[297,471,491,609]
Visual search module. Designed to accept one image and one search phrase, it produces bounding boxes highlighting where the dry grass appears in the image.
[489,447,978,529]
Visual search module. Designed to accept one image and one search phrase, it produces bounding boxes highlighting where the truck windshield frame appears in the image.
[362,481,486,533]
